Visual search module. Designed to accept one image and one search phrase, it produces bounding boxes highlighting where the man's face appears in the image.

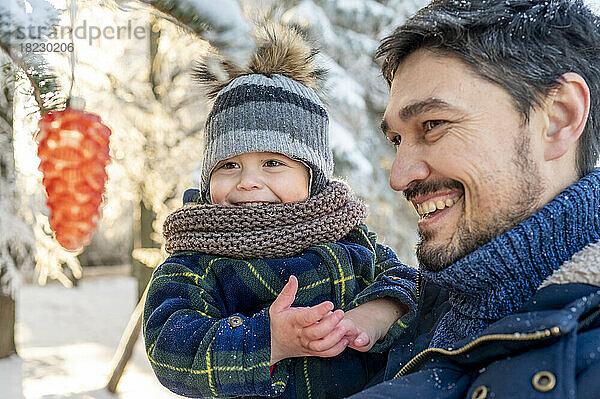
[383,50,547,272]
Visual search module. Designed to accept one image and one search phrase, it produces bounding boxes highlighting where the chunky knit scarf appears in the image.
[163,181,367,259]
[422,169,600,349]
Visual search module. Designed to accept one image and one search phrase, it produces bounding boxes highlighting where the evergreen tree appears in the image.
[0,0,61,359]
[0,58,35,359]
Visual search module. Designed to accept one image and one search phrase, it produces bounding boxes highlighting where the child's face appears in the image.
[209,152,310,205]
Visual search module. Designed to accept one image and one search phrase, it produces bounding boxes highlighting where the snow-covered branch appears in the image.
[32,214,82,288]
[0,0,63,112]
[116,0,256,68]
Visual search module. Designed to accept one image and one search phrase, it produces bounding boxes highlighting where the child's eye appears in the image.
[264,160,284,167]
[390,135,401,147]
[219,162,239,169]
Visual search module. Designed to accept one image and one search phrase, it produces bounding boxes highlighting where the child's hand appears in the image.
[305,299,407,353]
[269,276,351,365]
[299,310,374,354]
[341,308,378,352]
[344,298,406,352]
[301,314,371,353]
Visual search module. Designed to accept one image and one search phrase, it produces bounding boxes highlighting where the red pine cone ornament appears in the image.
[36,104,111,251]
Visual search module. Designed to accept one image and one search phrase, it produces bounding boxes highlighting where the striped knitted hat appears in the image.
[194,22,333,203]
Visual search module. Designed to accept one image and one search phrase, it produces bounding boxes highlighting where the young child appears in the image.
[143,22,417,399]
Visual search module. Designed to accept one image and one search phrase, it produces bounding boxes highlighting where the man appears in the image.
[332,0,600,397]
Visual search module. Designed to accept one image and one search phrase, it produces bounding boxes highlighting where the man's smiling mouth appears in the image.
[414,194,463,220]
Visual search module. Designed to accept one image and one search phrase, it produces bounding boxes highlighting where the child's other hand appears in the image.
[301,310,375,354]
[269,276,350,365]
[301,298,404,355]
[342,308,378,352]
[303,315,372,353]
[344,298,406,352]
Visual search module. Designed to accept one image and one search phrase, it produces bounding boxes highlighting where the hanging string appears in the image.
[68,0,77,99]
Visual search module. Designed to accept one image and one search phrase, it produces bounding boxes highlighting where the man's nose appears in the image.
[237,168,263,191]
[389,148,430,191]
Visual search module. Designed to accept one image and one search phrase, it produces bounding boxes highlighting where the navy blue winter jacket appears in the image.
[352,280,600,398]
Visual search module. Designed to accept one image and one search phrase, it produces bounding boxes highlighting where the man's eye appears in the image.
[424,120,445,132]
[390,135,402,147]
[220,162,238,169]
[264,160,283,167]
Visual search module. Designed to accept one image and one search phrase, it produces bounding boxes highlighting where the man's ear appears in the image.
[543,72,590,161]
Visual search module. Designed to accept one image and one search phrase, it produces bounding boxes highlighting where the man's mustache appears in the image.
[403,179,464,202]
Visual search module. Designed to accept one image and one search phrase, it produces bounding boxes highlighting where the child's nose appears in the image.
[237,169,263,191]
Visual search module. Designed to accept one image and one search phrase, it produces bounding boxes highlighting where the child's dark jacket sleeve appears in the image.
[142,254,287,398]
[344,228,419,352]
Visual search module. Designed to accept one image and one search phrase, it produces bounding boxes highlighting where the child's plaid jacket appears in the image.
[143,224,417,398]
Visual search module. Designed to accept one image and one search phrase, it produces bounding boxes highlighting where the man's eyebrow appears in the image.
[400,98,457,121]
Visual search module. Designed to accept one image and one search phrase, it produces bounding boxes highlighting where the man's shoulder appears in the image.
[371,285,600,399]
[524,282,600,312]
[539,240,600,289]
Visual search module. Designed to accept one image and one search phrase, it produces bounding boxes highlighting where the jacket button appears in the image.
[471,385,488,399]
[228,315,244,327]
[532,371,556,392]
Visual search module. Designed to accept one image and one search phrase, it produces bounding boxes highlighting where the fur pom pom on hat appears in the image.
[193,22,333,203]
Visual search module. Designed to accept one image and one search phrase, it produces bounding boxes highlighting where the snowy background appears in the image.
[1,273,179,399]
[3,0,600,398]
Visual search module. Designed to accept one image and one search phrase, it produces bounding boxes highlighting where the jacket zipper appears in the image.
[578,304,600,332]
[394,326,562,378]
[415,267,421,303]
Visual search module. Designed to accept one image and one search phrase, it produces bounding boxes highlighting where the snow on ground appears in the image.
[0,274,179,399]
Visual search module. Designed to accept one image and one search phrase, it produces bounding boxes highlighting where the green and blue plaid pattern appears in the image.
[143,224,417,398]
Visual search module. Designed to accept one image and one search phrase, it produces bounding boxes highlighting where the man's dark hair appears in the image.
[377,0,600,177]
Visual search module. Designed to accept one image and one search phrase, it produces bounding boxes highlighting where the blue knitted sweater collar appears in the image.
[422,169,600,324]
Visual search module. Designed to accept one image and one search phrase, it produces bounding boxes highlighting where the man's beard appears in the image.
[413,132,545,272]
